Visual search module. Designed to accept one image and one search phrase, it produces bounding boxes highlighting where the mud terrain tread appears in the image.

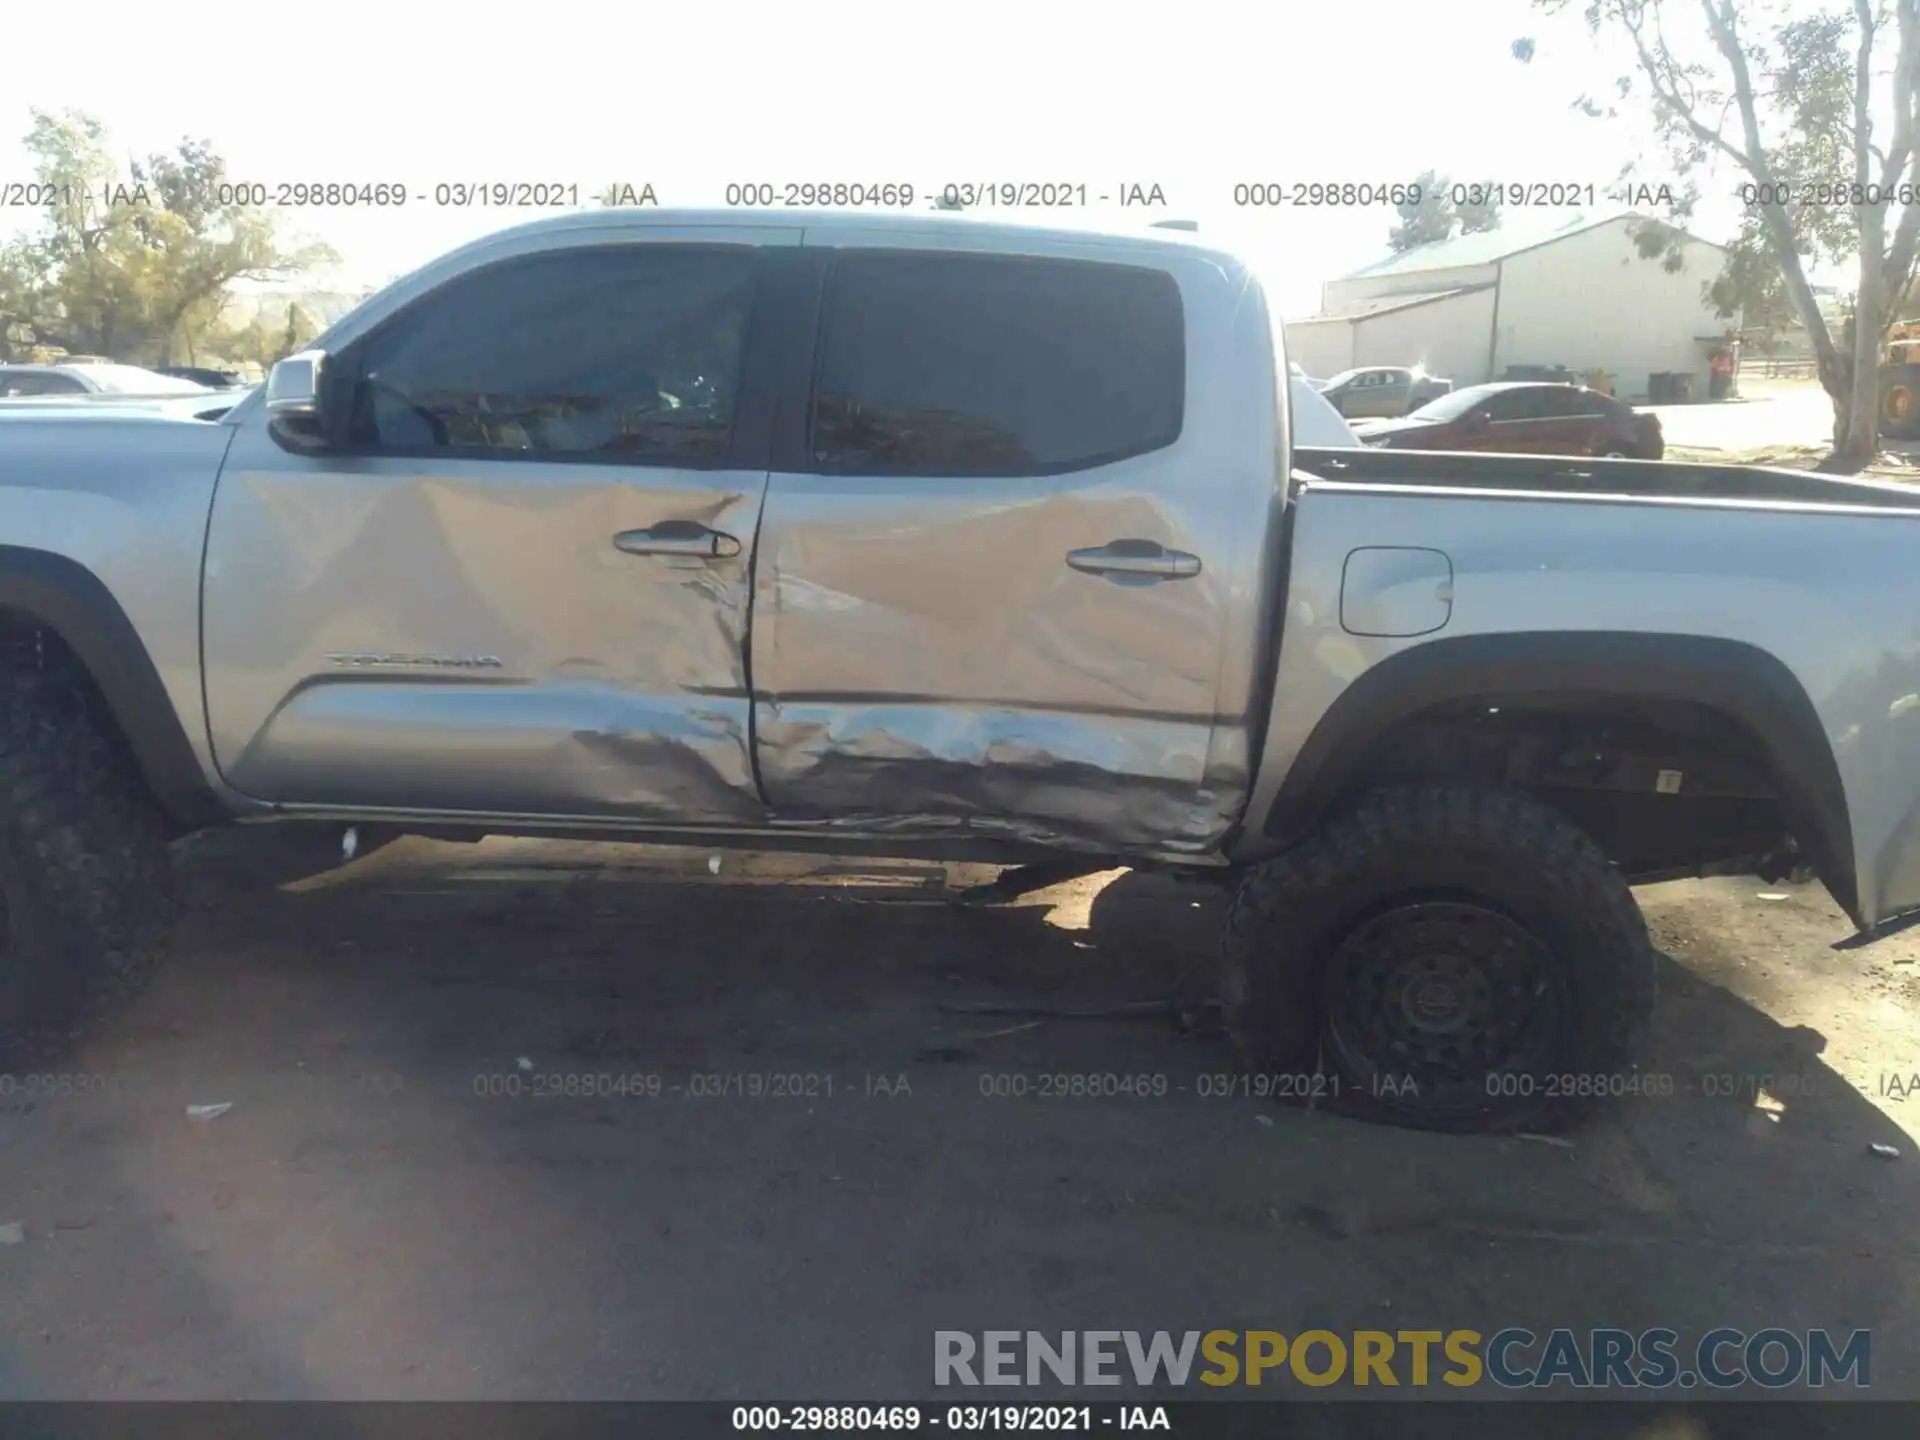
[0,663,177,1056]
[1222,784,1656,1132]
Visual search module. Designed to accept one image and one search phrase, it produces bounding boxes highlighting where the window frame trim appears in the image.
[324,241,771,472]
[798,246,1189,480]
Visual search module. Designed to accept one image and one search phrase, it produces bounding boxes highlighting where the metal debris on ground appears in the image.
[708,855,722,875]
[185,1103,232,1121]
[961,1020,1045,1042]
[1516,1132,1575,1149]
[517,1057,534,1071]
[1870,1142,1902,1159]
[0,1221,23,1244]
[1756,892,1790,902]
[935,999,1172,1020]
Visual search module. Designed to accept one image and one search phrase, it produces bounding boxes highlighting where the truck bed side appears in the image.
[1239,463,1920,931]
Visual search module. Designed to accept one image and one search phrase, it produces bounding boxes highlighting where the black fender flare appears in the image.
[0,545,225,830]
[1259,631,1859,924]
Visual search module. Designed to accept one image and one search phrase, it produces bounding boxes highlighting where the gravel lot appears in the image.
[1,834,1916,1418]
[1653,378,1920,478]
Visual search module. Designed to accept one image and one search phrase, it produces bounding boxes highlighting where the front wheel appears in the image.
[1881,377,1920,438]
[1221,785,1656,1133]
[0,665,177,1061]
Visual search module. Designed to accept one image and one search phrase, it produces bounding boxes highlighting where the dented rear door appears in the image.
[747,237,1271,855]
[203,227,798,822]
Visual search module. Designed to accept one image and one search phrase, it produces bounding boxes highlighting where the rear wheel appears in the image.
[1221,784,1656,1132]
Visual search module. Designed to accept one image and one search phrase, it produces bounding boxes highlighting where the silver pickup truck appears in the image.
[2,209,1917,1132]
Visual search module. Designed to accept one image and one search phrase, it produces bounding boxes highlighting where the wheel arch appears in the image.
[1254,630,1858,924]
[0,545,224,830]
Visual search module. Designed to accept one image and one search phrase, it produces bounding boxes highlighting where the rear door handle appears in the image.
[613,521,742,559]
[1065,540,1202,583]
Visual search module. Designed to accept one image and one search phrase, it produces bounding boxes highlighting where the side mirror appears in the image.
[265,349,336,451]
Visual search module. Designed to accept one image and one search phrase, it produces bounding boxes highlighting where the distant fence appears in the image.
[1755,356,1817,379]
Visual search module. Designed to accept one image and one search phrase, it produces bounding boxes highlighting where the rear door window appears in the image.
[810,252,1185,476]
[1529,387,1602,418]
[1481,388,1547,421]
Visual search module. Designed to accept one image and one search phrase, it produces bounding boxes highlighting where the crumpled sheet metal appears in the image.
[748,467,1252,857]
[754,701,1247,854]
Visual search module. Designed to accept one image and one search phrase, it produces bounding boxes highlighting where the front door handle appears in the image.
[613,521,742,559]
[1065,539,1202,583]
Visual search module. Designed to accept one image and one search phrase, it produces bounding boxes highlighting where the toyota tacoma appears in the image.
[0,209,1914,1131]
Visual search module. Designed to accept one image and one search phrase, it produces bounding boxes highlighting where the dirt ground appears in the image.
[1,833,1917,1416]
[1656,375,1920,480]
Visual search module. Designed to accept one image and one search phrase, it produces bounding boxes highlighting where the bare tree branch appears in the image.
[1683,0,1838,367]
[1882,0,1920,190]
[1881,0,1920,312]
[1619,1,1757,173]
[1540,0,1920,457]
[1857,0,1879,192]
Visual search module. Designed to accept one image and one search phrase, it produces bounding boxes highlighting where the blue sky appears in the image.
[2,0,1741,318]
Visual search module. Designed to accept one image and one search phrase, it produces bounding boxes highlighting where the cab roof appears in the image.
[472,206,1230,261]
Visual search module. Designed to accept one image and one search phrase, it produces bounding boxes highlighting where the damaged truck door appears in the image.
[748,240,1279,854]
[202,227,800,821]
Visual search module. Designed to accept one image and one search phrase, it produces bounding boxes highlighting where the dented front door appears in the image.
[203,230,796,822]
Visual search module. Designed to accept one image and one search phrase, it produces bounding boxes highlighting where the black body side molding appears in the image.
[0,546,225,830]
[1261,631,1858,926]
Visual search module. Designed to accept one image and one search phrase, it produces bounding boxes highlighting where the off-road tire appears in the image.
[0,663,178,1060]
[1221,784,1656,1133]
[1881,376,1920,439]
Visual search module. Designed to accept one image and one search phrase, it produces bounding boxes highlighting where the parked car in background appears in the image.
[0,362,214,398]
[158,365,248,389]
[1319,365,1452,419]
[0,388,255,423]
[1351,381,1664,459]
[1290,374,1360,446]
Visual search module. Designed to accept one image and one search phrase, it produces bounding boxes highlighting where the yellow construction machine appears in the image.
[1881,321,1920,437]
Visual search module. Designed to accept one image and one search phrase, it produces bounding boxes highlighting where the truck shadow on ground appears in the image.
[0,840,1912,1418]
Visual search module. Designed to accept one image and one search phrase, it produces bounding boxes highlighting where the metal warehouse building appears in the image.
[1283,213,1732,402]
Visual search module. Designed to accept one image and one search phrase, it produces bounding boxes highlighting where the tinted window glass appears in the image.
[1527,386,1604,418]
[1480,388,1544,421]
[347,247,756,462]
[812,253,1184,475]
[1408,386,1495,422]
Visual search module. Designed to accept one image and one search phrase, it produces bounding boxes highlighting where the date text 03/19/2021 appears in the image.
[731,1406,1169,1432]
